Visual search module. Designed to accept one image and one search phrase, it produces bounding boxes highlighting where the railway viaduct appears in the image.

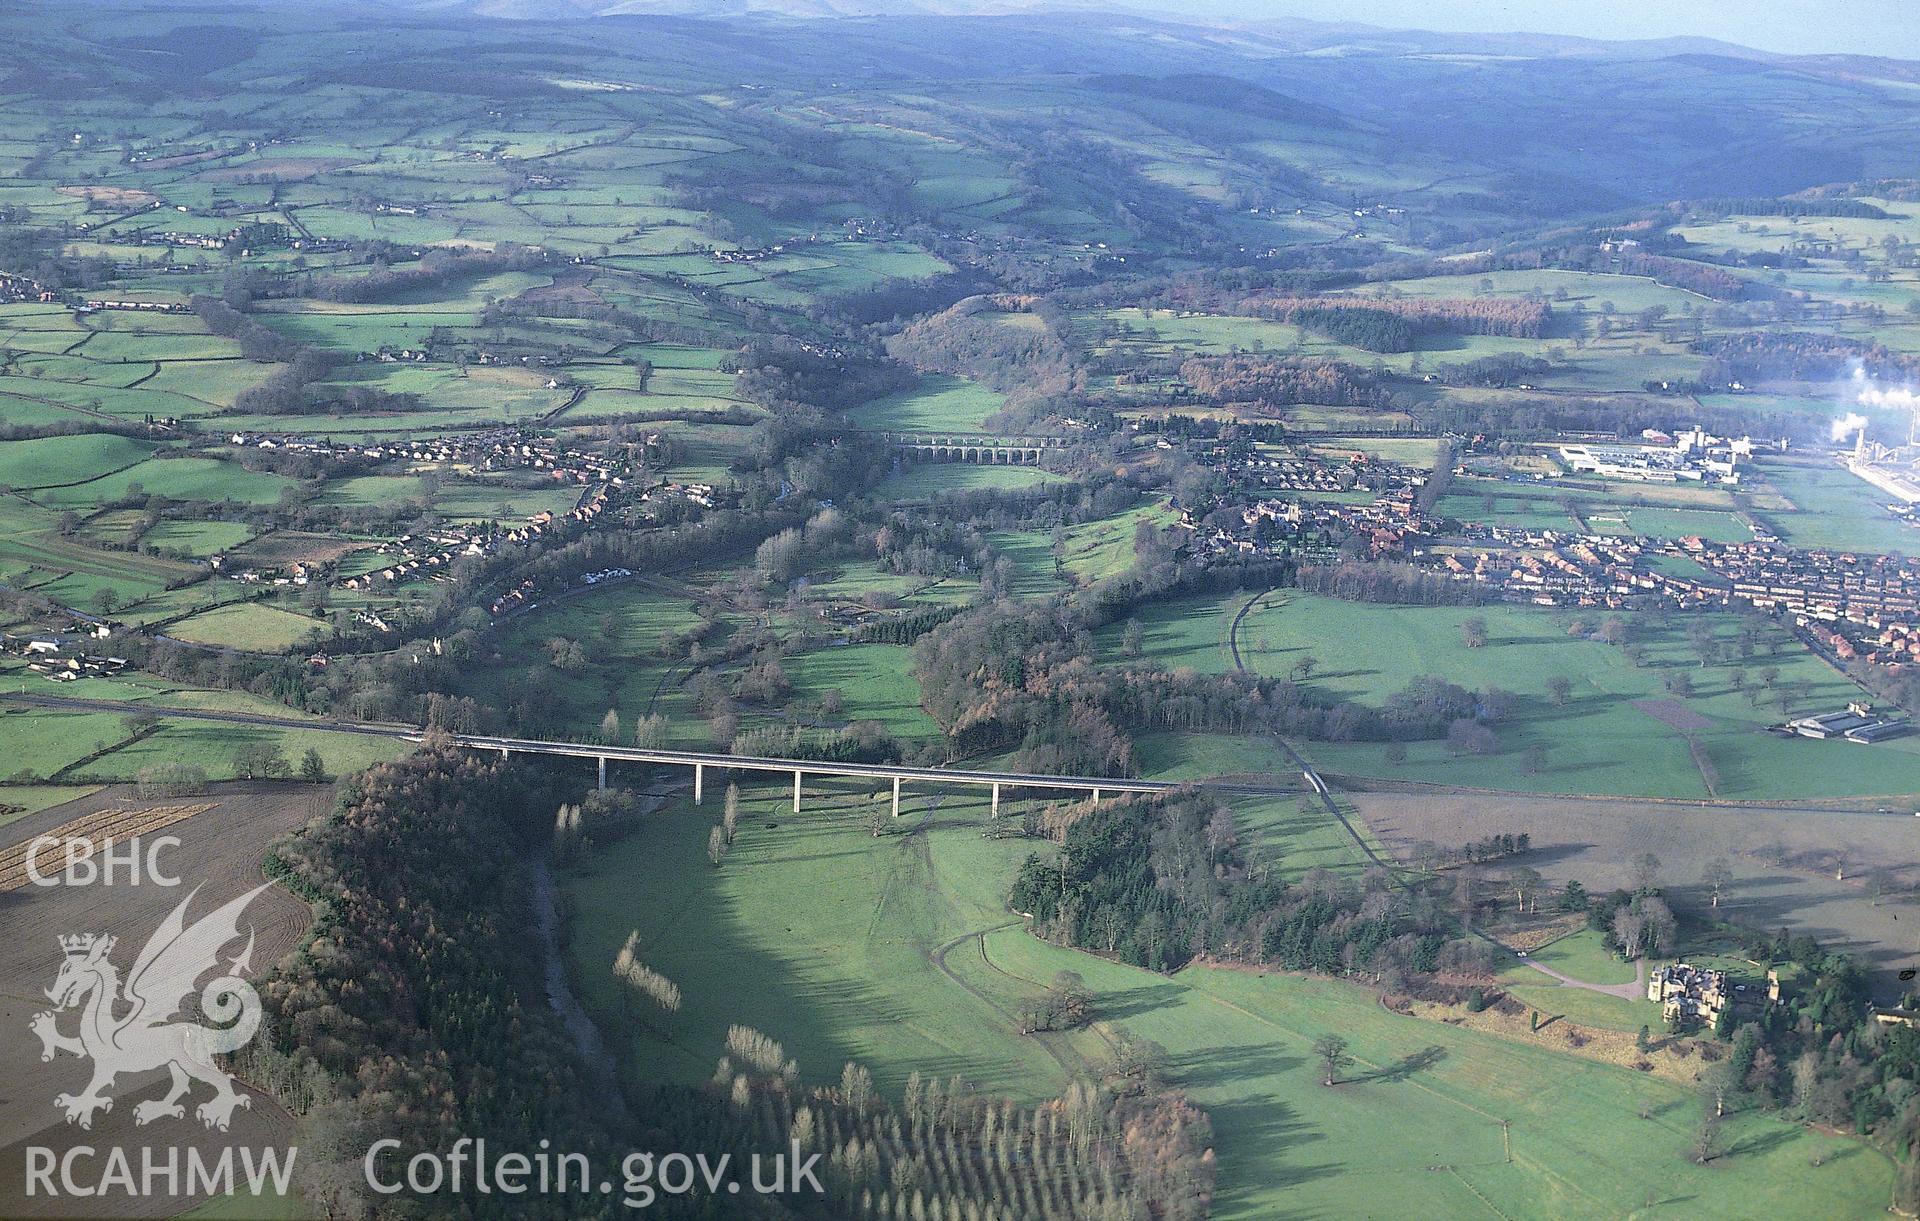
[879,432,1067,466]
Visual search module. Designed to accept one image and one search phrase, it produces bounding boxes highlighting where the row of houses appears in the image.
[1648,541,1920,671]
[1179,440,1920,655]
[1694,543,1920,624]
[489,577,537,617]
[340,480,620,595]
[226,427,631,485]
[1186,494,1416,565]
[2,636,128,683]
[211,555,317,587]
[473,480,723,616]
[1186,449,1652,607]
[1233,447,1419,496]
[0,273,59,304]
[1861,620,1920,666]
[1437,544,1635,608]
[80,298,189,313]
[339,531,489,592]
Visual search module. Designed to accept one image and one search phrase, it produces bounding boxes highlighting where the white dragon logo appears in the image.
[29,882,271,1132]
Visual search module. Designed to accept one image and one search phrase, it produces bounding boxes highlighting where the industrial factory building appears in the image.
[1558,427,1749,484]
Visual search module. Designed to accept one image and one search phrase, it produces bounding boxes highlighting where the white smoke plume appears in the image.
[1850,364,1920,413]
[1857,385,1920,411]
[1830,412,1867,443]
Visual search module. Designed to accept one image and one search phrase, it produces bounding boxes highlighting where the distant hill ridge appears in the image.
[1081,71,1349,128]
[76,0,1920,71]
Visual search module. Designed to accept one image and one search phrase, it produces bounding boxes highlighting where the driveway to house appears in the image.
[1517,953,1648,1000]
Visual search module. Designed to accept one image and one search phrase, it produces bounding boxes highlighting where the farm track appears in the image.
[1226,587,1396,875]
[928,918,1084,1077]
[876,794,1088,1077]
[538,380,589,423]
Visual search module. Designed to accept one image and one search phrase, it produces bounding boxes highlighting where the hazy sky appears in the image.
[1182,1,1920,59]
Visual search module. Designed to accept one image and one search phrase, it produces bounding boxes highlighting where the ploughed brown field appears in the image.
[0,784,326,1219]
[224,531,373,570]
[1353,789,1920,996]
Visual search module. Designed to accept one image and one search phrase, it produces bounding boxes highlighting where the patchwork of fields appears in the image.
[2,5,1919,1215]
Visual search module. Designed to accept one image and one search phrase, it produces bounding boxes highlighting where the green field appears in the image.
[1437,485,1587,531]
[1588,506,1754,544]
[565,782,1890,1220]
[1353,268,1708,314]
[0,433,153,490]
[0,669,338,722]
[1131,729,1301,783]
[1523,928,1638,986]
[1437,474,1745,538]
[779,643,942,738]
[875,462,1064,499]
[567,784,1062,1099]
[1757,459,1920,555]
[1087,285,1713,398]
[83,717,405,782]
[1104,590,1920,799]
[142,519,256,557]
[32,457,293,509]
[0,706,144,780]
[461,582,714,744]
[987,497,1179,596]
[167,601,327,652]
[846,375,1008,432]
[180,1185,306,1221]
[1499,976,1666,1035]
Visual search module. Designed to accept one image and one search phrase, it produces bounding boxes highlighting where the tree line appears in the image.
[241,747,631,1217]
[1177,354,1391,410]
[1246,293,1551,350]
[1009,789,1483,985]
[306,242,550,304]
[1697,330,1920,385]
